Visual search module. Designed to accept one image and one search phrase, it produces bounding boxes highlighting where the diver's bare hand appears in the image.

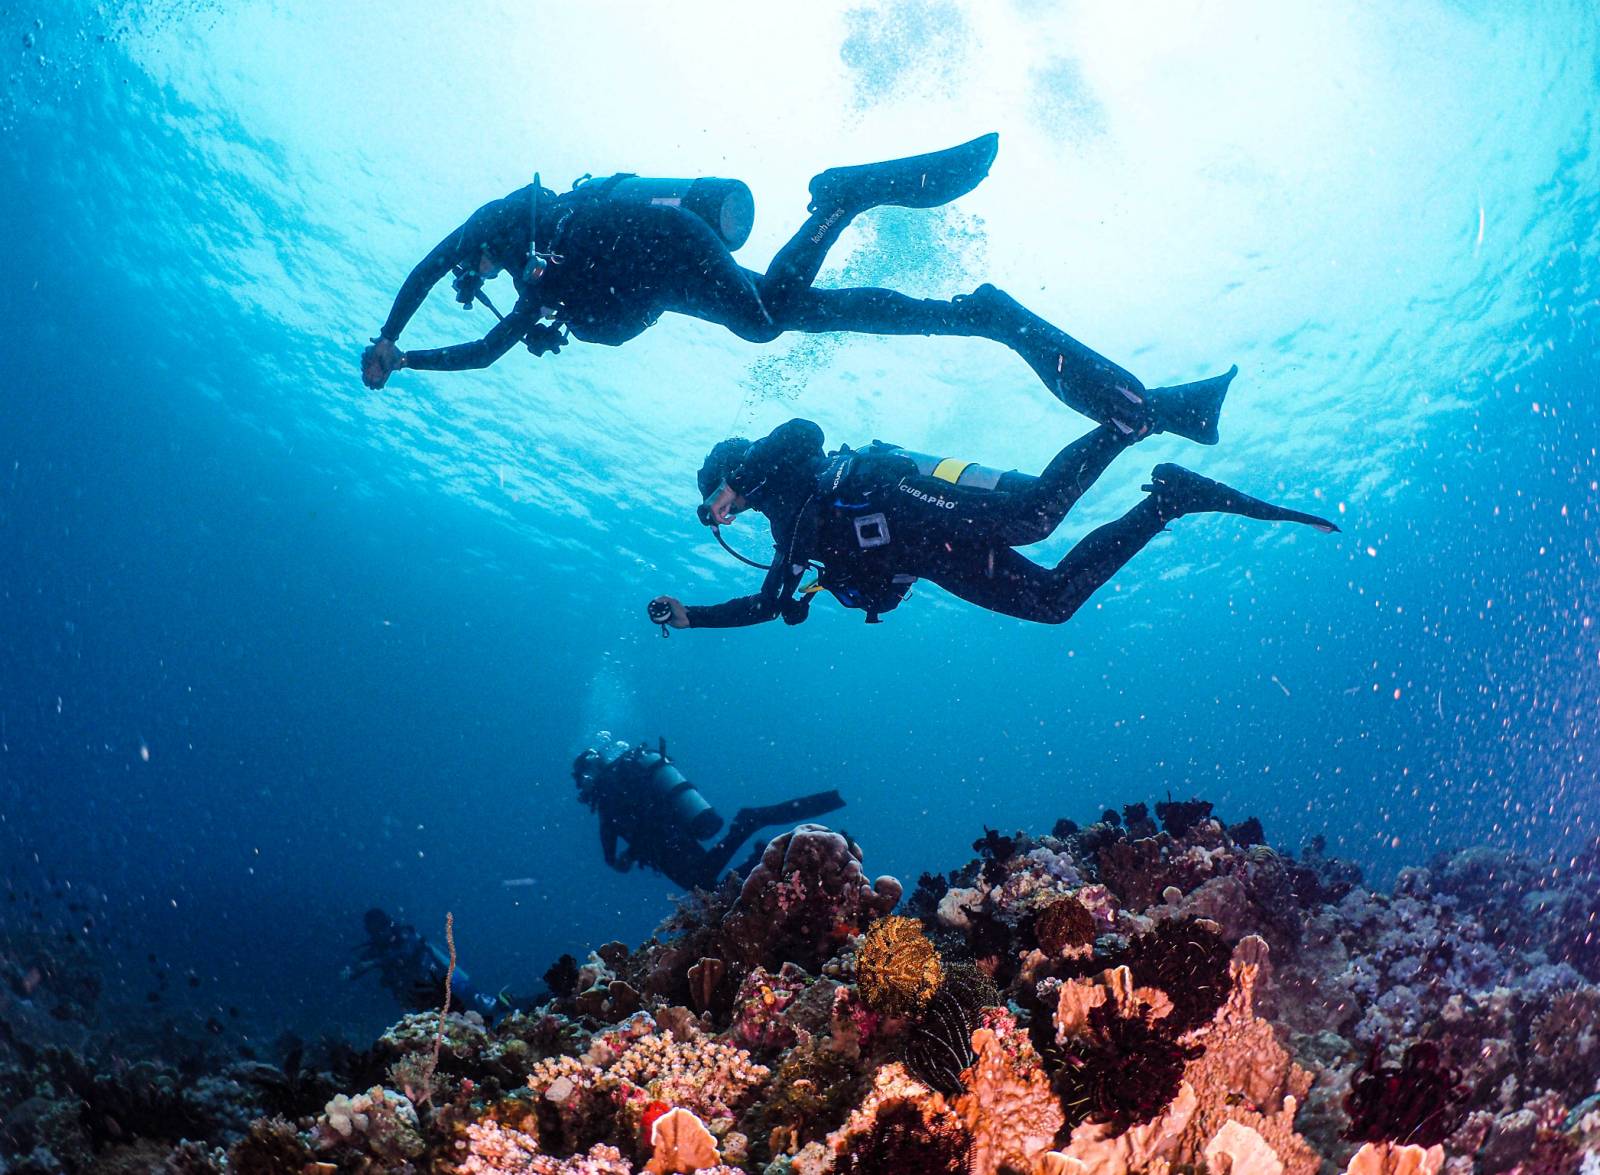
[362,338,403,389]
[650,596,690,629]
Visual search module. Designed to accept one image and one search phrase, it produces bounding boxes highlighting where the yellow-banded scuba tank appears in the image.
[806,443,1015,624]
[873,444,1009,489]
[583,175,755,251]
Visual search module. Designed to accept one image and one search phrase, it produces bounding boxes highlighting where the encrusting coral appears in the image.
[13,815,1600,1175]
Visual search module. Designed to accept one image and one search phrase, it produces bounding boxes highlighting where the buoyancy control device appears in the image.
[803,441,1021,623]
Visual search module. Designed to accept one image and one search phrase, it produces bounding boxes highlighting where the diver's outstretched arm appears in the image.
[401,299,541,372]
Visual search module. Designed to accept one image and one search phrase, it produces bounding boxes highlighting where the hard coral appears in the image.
[1175,937,1318,1175]
[855,916,943,1017]
[723,825,901,972]
[1035,896,1097,958]
[645,1106,719,1174]
[956,1024,1065,1175]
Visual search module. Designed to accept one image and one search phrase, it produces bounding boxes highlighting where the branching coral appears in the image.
[600,1029,770,1126]
[855,915,943,1017]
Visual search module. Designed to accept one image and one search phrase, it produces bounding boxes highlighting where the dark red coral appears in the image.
[1154,798,1214,837]
[835,1100,971,1175]
[1345,1041,1468,1147]
[1034,896,1097,958]
[1054,1003,1191,1129]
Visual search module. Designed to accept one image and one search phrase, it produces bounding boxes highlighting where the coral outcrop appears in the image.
[6,816,1600,1175]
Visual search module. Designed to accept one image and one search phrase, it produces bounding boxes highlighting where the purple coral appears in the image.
[722,824,901,971]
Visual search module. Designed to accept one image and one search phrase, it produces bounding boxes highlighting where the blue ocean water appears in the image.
[1,1,1595,1046]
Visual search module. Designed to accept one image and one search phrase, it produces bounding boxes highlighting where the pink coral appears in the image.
[1175,936,1319,1175]
[455,1123,632,1174]
[955,1022,1065,1175]
[1343,1142,1446,1175]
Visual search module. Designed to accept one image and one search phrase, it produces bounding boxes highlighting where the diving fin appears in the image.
[808,132,1000,216]
[1144,366,1236,446]
[1142,463,1340,533]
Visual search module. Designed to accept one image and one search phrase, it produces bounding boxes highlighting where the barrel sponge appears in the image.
[855,916,943,1016]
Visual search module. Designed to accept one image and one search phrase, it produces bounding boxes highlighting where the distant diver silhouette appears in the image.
[649,418,1338,629]
[361,135,1229,446]
[571,734,844,890]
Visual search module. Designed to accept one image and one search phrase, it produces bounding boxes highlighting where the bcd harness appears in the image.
[795,442,1007,623]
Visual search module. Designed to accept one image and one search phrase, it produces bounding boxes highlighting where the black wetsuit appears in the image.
[685,418,1172,627]
[376,179,1056,371]
[587,753,843,890]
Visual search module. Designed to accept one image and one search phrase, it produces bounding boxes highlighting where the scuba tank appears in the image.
[584,175,755,251]
[618,737,725,841]
[860,441,1010,489]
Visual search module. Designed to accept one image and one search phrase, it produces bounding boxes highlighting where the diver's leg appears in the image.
[698,791,848,882]
[989,424,1137,546]
[955,285,1236,444]
[922,501,1168,624]
[758,133,1000,313]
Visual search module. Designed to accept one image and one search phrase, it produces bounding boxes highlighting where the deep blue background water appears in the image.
[2,1,1596,1045]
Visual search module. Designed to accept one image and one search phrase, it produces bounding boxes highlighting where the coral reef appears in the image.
[6,817,1600,1175]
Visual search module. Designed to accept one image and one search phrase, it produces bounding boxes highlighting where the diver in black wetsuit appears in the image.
[648,418,1338,630]
[360,135,1233,446]
[572,736,844,890]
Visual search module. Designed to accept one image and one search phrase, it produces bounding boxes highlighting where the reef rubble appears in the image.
[3,811,1599,1174]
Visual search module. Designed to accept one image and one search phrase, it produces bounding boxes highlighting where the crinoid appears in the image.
[1119,918,1233,1035]
[905,964,999,1095]
[856,915,943,1017]
[1054,1002,1191,1129]
[1345,1040,1467,1147]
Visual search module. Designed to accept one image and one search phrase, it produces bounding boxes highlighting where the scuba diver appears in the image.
[572,734,845,890]
[646,416,1338,630]
[345,908,503,1017]
[359,135,1232,449]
